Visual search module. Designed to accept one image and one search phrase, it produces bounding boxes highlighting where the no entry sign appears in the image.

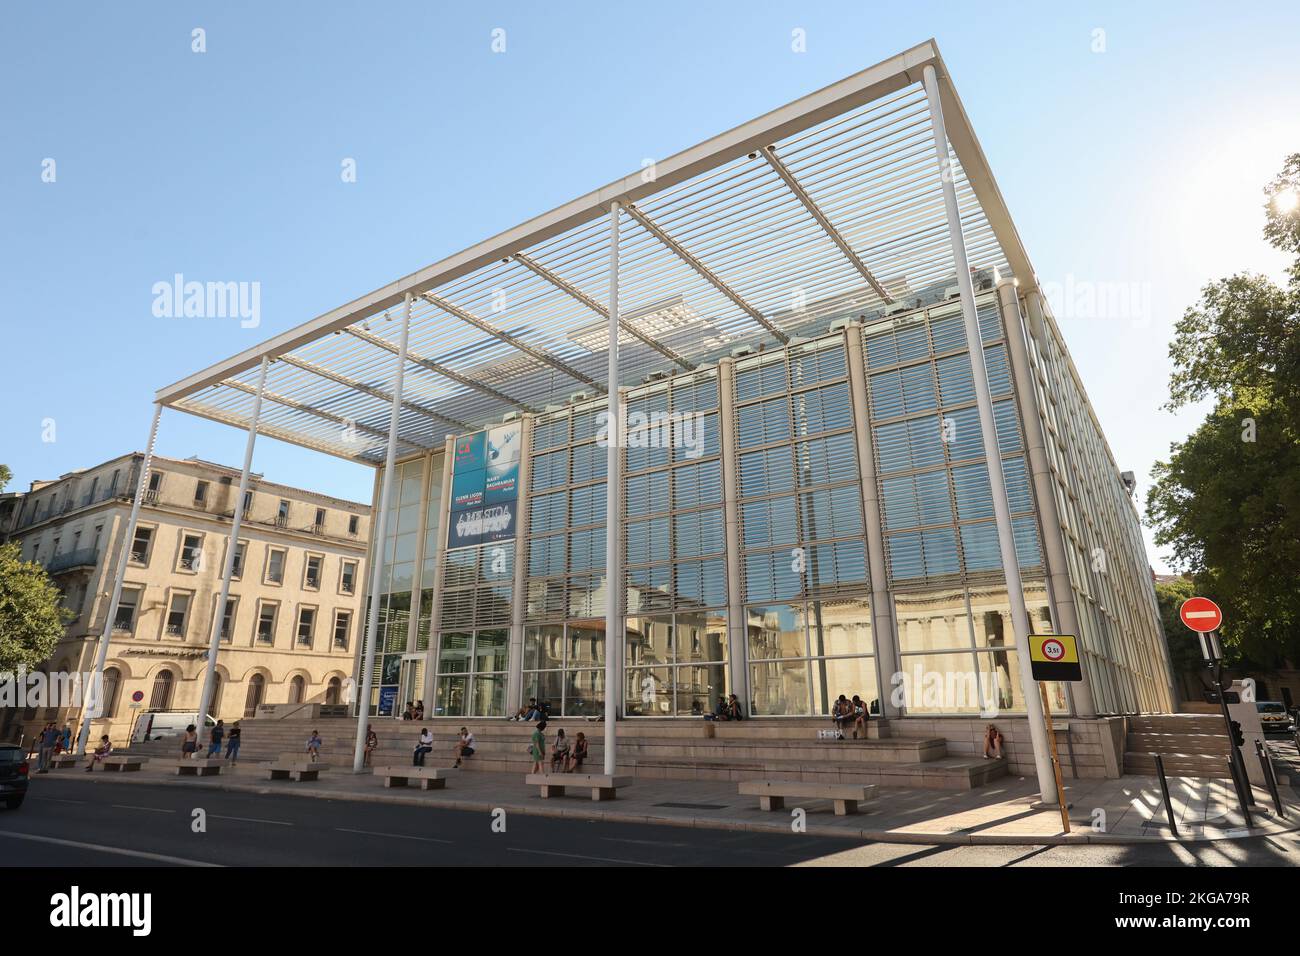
[1179,597,1222,633]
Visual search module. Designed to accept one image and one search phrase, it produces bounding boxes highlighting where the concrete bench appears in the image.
[100,756,143,773]
[50,754,81,769]
[162,758,224,777]
[265,760,328,782]
[739,780,878,815]
[374,765,456,790]
[525,772,630,801]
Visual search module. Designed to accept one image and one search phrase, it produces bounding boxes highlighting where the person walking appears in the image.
[207,720,225,758]
[37,723,58,773]
[413,728,433,766]
[59,724,72,754]
[529,721,547,775]
[224,722,242,765]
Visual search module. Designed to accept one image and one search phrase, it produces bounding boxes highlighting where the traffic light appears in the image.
[1230,719,1245,748]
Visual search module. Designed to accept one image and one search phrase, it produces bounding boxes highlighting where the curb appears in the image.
[35,769,1300,847]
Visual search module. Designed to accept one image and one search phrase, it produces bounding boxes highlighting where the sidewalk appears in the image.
[39,760,1298,846]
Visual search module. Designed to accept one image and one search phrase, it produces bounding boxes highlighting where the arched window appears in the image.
[325,676,342,705]
[243,674,265,717]
[209,674,223,718]
[101,667,122,718]
[289,675,305,704]
[149,669,175,710]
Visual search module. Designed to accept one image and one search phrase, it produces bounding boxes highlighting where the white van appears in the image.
[131,711,215,743]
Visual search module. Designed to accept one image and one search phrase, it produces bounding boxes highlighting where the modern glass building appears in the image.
[146,41,1176,741]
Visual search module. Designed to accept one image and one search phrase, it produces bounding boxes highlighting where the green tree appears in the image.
[0,465,71,674]
[1147,154,1300,664]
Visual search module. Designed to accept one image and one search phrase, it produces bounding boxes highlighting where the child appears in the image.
[305,729,323,763]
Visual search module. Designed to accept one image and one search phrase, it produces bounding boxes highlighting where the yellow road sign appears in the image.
[1029,634,1082,682]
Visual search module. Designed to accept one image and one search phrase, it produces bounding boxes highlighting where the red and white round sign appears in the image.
[1041,638,1066,661]
[1179,596,1222,633]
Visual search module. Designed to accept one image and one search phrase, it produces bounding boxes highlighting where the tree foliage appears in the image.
[0,464,71,673]
[1147,154,1300,664]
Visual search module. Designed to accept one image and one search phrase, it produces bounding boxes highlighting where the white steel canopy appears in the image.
[156,40,1034,463]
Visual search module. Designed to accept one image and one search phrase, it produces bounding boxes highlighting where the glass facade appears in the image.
[358,289,1171,720]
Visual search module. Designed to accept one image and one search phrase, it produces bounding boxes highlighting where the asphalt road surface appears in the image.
[3,777,1300,867]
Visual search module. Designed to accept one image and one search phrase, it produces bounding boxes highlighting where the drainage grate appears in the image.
[654,802,729,810]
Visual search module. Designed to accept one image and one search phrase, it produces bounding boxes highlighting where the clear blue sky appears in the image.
[3,1,1297,571]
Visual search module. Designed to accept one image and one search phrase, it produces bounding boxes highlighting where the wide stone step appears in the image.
[1124,751,1232,778]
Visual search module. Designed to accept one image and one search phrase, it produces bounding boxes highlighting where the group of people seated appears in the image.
[509,697,552,722]
[707,694,745,721]
[400,701,426,720]
[829,694,873,739]
[546,728,589,773]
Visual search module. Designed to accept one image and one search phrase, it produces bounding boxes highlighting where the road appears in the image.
[3,777,1300,867]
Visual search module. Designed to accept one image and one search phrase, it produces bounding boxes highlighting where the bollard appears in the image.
[1255,739,1287,820]
[1151,753,1178,838]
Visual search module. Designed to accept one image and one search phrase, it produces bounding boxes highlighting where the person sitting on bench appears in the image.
[550,729,571,772]
[84,735,112,772]
[566,732,588,772]
[452,727,475,768]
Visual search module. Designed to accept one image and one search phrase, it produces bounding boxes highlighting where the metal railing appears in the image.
[44,548,100,574]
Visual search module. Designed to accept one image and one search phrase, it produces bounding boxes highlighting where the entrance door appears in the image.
[398,656,425,714]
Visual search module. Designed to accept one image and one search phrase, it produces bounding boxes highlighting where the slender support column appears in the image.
[196,357,270,744]
[604,200,622,775]
[76,405,162,756]
[507,415,534,712]
[717,358,748,707]
[1000,283,1096,717]
[923,64,1055,803]
[353,293,412,772]
[843,322,900,717]
[422,437,456,709]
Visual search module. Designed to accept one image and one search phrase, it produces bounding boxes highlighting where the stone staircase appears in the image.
[1123,714,1231,778]
[124,717,1008,790]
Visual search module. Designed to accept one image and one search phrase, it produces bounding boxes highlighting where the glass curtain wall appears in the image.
[365,457,425,715]
[864,295,1057,715]
[736,337,875,715]
[622,369,728,716]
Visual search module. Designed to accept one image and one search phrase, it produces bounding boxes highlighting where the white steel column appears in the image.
[76,404,162,756]
[844,321,900,716]
[604,200,622,775]
[353,293,412,772]
[507,415,534,712]
[922,64,1056,803]
[717,357,749,708]
[196,356,269,746]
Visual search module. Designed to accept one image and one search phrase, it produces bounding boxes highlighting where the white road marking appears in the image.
[507,846,668,867]
[601,836,688,848]
[0,829,222,866]
[210,814,293,826]
[111,804,175,813]
[335,827,452,844]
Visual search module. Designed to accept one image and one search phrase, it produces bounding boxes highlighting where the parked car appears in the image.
[1256,701,1295,737]
[0,745,30,810]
